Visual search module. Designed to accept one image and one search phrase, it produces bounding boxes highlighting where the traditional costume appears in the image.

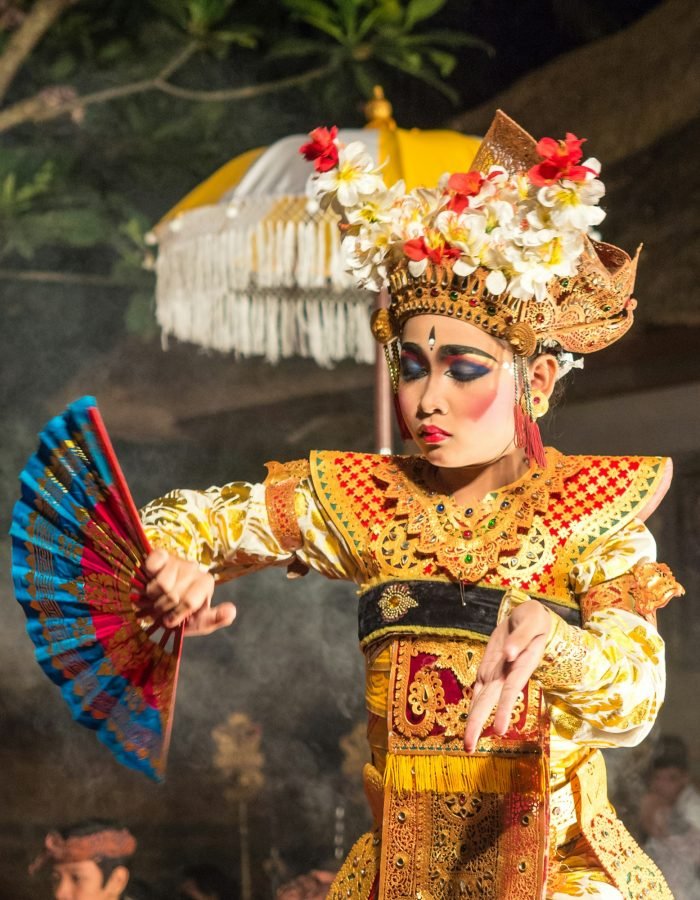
[141,112,684,898]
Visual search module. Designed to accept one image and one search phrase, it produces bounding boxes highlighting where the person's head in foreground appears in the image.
[649,735,692,806]
[275,868,336,900]
[303,112,638,482]
[30,819,136,900]
[178,862,234,900]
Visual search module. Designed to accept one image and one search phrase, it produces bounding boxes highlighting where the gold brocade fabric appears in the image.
[140,448,678,898]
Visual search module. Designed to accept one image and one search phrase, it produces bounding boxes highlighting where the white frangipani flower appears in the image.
[313,141,386,208]
[302,128,607,301]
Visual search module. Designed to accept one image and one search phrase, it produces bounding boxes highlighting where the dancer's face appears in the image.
[398,315,518,468]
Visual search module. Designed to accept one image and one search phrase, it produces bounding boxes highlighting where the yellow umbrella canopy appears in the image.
[151,90,481,366]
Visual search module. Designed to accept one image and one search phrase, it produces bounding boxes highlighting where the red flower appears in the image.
[404,236,460,265]
[528,133,595,186]
[446,171,484,212]
[299,126,339,173]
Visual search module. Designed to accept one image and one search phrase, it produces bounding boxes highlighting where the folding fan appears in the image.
[11,396,183,781]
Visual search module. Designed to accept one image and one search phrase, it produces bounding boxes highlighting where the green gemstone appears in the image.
[561,278,570,288]
[415,287,423,297]
[449,291,459,300]
[488,518,496,528]
[464,554,473,563]
[487,305,496,315]
[603,305,612,312]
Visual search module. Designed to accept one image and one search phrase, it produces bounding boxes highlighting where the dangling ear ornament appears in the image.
[512,355,547,468]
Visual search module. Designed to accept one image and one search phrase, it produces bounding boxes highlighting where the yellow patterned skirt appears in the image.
[326,638,671,900]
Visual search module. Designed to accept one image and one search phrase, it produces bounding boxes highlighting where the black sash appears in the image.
[358,580,581,646]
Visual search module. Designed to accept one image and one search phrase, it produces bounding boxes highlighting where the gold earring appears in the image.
[529,389,549,419]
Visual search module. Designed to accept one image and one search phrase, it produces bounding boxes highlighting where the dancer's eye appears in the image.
[400,355,427,381]
[447,361,493,382]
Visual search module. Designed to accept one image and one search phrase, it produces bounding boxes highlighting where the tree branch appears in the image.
[0,0,76,103]
[0,268,130,287]
[0,44,334,134]
[152,62,335,101]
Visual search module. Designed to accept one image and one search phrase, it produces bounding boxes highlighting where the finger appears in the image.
[184,602,237,637]
[144,549,169,577]
[149,566,199,613]
[164,574,214,628]
[145,558,180,600]
[464,681,502,752]
[504,603,550,661]
[502,617,548,663]
[492,636,548,734]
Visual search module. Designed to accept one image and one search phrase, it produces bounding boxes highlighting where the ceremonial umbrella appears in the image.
[149,89,481,451]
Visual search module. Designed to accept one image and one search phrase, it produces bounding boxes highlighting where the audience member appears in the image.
[641,735,700,899]
[30,819,136,900]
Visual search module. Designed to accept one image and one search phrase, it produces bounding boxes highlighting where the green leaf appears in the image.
[405,0,445,31]
[335,0,362,39]
[265,36,331,61]
[426,48,456,77]
[403,28,494,54]
[49,51,78,80]
[97,38,134,64]
[381,53,459,102]
[356,5,387,40]
[283,0,339,24]
[299,15,347,43]
[211,27,260,48]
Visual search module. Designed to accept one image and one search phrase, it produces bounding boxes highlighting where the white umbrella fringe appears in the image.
[155,195,375,367]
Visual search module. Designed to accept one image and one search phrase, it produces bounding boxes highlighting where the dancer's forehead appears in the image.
[401,315,510,360]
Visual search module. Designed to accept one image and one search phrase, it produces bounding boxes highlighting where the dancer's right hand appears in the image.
[142,549,236,636]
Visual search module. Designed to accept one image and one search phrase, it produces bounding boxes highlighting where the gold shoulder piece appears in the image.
[263,457,310,552]
[581,562,684,625]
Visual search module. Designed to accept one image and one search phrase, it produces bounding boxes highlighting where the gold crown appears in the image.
[371,111,640,357]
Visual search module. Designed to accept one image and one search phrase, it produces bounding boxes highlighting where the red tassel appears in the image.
[393,394,412,441]
[525,417,547,468]
[514,401,528,450]
[514,400,546,468]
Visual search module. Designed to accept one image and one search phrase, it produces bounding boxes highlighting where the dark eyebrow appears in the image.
[400,342,425,357]
[438,344,497,362]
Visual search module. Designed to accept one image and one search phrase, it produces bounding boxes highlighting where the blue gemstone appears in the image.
[436,503,445,513]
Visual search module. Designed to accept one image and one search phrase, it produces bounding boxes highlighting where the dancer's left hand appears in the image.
[463,599,551,752]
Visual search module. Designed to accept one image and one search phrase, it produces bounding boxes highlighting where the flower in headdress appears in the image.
[435,210,486,276]
[342,225,391,291]
[403,229,460,277]
[299,126,339,173]
[442,166,508,213]
[445,171,485,212]
[492,226,584,301]
[311,141,385,207]
[534,169,606,231]
[345,180,406,228]
[528,133,597,186]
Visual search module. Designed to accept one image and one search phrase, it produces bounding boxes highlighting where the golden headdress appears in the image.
[302,111,640,360]
[301,111,640,463]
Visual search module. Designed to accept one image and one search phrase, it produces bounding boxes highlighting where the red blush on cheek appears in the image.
[457,385,499,421]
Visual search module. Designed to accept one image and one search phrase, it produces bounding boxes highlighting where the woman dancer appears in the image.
[139,112,682,898]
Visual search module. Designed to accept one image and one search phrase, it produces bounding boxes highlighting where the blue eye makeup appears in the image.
[399,354,426,381]
[447,360,493,382]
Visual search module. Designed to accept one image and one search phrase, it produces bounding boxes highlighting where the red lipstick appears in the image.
[420,425,451,444]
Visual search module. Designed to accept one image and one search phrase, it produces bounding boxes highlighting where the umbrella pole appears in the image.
[374,288,393,455]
